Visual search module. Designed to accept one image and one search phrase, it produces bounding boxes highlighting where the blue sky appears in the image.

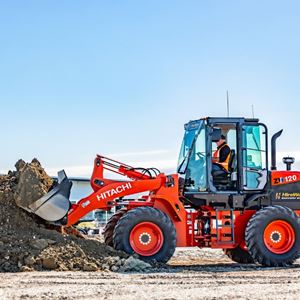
[1,1,300,176]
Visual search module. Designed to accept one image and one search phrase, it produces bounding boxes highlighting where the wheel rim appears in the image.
[129,222,164,256]
[263,220,295,254]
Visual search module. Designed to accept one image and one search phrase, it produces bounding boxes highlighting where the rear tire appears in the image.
[103,209,127,247]
[245,206,300,267]
[223,246,254,264]
[113,207,176,263]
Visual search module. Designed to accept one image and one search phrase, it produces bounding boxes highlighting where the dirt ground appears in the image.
[1,248,300,300]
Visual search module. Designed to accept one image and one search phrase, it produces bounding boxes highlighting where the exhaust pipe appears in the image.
[271,129,283,170]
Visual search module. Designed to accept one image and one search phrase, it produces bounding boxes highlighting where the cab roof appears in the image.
[184,117,260,130]
[200,117,260,123]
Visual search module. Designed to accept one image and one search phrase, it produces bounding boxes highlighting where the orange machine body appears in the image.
[66,155,298,250]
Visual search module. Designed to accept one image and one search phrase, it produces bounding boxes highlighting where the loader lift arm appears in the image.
[67,155,170,226]
[91,155,161,184]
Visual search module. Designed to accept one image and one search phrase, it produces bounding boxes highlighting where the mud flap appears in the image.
[25,170,72,222]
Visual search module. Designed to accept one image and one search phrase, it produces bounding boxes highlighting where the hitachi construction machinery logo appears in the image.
[96,182,132,201]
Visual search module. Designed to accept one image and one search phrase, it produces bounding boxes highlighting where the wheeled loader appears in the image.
[21,117,300,266]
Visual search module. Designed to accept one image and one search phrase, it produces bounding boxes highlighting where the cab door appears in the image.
[242,124,268,191]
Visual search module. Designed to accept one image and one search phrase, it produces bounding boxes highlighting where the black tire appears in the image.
[113,207,177,263]
[245,205,300,267]
[103,209,127,247]
[223,246,254,264]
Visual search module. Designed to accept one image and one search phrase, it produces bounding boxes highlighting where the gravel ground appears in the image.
[1,248,300,300]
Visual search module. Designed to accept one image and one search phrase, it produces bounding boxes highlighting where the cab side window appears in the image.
[212,124,237,191]
[242,125,267,190]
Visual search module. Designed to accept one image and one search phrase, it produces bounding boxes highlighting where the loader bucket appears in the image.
[24,170,72,222]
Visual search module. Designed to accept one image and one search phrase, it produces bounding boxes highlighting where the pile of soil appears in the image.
[0,159,151,273]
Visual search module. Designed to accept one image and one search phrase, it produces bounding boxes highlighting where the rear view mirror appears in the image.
[211,128,222,142]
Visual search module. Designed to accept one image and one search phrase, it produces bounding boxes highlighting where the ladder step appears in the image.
[215,209,235,244]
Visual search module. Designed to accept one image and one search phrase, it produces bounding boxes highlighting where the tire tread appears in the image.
[245,205,300,267]
[103,209,127,247]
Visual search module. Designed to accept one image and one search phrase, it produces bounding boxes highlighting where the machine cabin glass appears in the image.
[242,124,268,190]
[211,123,238,191]
[177,120,207,191]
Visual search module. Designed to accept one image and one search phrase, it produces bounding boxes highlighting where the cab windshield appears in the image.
[177,120,207,191]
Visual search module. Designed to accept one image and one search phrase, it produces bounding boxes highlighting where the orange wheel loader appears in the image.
[22,117,300,266]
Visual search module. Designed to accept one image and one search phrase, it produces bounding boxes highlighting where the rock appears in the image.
[58,264,68,271]
[101,264,110,271]
[111,265,119,272]
[18,254,25,261]
[15,159,26,171]
[116,259,122,267]
[46,239,56,245]
[20,265,33,272]
[42,257,57,270]
[74,248,85,257]
[24,256,35,266]
[67,262,76,271]
[31,158,41,166]
[14,161,53,208]
[105,256,118,266]
[1,262,12,272]
[83,262,98,271]
[119,256,151,272]
[30,239,49,250]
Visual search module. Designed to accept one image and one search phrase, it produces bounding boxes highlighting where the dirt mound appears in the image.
[0,159,149,273]
[14,158,53,208]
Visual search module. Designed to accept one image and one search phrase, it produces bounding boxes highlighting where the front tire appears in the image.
[245,206,300,267]
[103,209,127,247]
[113,207,176,263]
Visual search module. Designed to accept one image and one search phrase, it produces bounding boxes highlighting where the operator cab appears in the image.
[177,117,268,208]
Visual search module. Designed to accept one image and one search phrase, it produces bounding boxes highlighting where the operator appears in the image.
[212,134,231,173]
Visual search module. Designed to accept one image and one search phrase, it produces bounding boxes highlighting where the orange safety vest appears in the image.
[213,143,231,171]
